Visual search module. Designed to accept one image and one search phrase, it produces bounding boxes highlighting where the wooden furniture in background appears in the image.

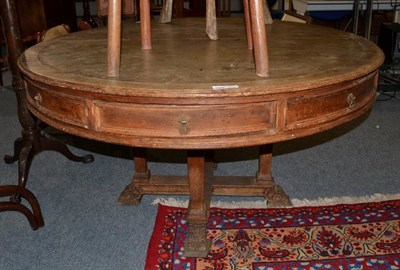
[170,0,232,17]
[282,10,312,23]
[292,0,396,38]
[0,0,78,85]
[292,0,395,15]
[0,18,7,86]
[79,0,99,29]
[16,0,78,37]
[97,0,137,17]
[0,0,93,230]
[170,0,206,17]
[217,0,232,17]
[19,18,384,256]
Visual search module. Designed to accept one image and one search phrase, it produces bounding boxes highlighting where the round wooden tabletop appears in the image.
[19,18,384,149]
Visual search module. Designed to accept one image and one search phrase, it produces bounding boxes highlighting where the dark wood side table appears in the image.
[18,18,384,256]
[0,0,93,230]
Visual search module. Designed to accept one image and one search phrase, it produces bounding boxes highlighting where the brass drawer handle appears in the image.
[34,93,42,108]
[347,93,356,109]
[178,116,190,135]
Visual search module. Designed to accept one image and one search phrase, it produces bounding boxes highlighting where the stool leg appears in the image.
[159,0,173,23]
[140,0,152,49]
[243,0,253,49]
[107,0,122,77]
[263,0,273,24]
[249,0,269,77]
[206,0,218,40]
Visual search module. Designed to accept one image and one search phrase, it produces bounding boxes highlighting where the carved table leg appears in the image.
[183,150,212,258]
[13,127,94,195]
[257,144,291,207]
[118,147,150,205]
[4,137,23,164]
[36,130,94,163]
[1,1,94,167]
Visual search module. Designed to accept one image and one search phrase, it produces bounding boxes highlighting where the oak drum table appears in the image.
[18,18,384,257]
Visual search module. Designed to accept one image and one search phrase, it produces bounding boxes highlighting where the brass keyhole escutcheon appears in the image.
[347,93,356,109]
[178,116,190,135]
[34,93,42,108]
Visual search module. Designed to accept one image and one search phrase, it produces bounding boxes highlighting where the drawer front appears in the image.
[25,81,89,128]
[94,101,277,138]
[285,74,377,129]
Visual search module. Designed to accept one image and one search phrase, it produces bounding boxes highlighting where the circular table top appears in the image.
[19,18,383,99]
[18,18,384,149]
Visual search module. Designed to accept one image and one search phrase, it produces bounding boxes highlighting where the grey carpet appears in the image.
[0,78,399,269]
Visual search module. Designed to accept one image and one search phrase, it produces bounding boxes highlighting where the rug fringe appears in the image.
[152,193,400,208]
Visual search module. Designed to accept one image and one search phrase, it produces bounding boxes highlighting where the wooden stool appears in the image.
[106,0,270,78]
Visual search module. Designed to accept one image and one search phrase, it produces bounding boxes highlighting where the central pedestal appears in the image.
[118,144,291,257]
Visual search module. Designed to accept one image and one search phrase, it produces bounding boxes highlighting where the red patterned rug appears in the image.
[145,199,400,269]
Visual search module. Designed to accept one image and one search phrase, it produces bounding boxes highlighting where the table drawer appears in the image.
[285,73,377,129]
[25,81,89,128]
[93,101,277,138]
